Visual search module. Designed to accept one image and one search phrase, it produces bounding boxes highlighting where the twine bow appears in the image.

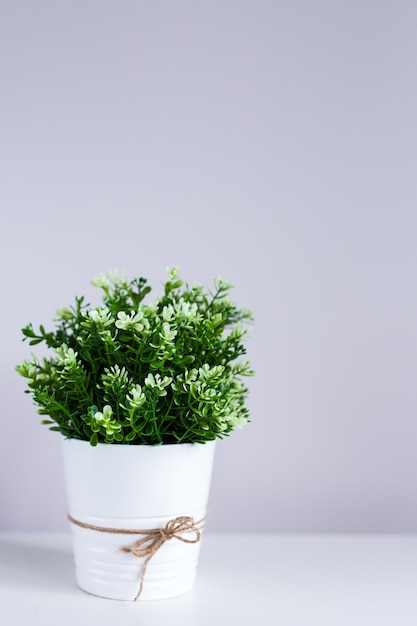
[68,514,203,601]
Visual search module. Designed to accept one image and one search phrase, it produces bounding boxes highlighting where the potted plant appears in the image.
[16,267,254,601]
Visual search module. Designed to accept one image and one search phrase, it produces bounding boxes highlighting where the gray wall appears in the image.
[1,1,416,532]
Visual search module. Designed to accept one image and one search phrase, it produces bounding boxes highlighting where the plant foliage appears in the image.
[16,268,254,446]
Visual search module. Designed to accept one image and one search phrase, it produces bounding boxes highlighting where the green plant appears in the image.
[16,268,254,445]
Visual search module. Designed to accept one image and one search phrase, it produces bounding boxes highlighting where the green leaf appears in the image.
[118,334,132,343]
[22,326,36,338]
[16,267,254,445]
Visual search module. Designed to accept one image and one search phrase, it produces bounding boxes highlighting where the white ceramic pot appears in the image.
[61,439,216,601]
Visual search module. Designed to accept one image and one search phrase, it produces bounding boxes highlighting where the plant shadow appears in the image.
[0,535,76,594]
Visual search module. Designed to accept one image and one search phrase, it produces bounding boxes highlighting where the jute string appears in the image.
[67,514,204,601]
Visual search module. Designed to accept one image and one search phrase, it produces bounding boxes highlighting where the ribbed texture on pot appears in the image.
[70,512,206,601]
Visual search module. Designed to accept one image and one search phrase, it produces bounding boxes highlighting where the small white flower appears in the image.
[91,273,110,289]
[130,384,144,403]
[213,277,233,292]
[87,308,113,327]
[167,266,180,281]
[121,384,146,410]
[115,310,146,332]
[93,405,112,423]
[171,369,198,393]
[173,299,199,322]
[55,344,78,368]
[92,405,121,436]
[144,373,172,396]
[144,372,155,387]
[56,307,74,321]
[16,360,38,379]
[162,305,175,322]
[102,364,129,386]
[198,363,224,382]
[160,322,177,343]
[108,269,126,286]
[88,310,100,323]
[227,414,248,429]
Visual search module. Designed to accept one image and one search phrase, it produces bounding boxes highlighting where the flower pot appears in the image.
[61,438,216,601]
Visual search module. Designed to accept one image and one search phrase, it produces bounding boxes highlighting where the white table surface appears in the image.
[0,533,416,625]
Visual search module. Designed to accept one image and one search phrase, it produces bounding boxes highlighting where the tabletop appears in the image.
[0,533,416,625]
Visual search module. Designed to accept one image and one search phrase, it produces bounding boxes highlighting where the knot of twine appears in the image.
[68,514,204,601]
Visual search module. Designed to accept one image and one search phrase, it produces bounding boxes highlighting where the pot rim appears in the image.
[62,436,217,449]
